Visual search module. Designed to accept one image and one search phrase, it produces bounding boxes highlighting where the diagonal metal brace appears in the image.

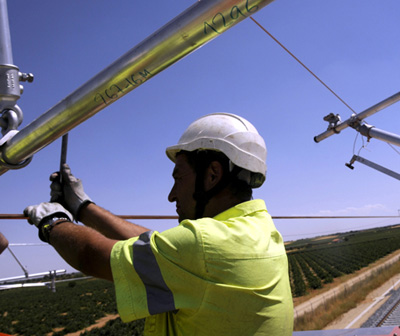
[346,155,400,181]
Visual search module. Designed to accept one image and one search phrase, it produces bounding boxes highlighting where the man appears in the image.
[24,113,293,335]
[0,232,8,255]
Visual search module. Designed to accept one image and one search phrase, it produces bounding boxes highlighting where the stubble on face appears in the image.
[168,154,197,222]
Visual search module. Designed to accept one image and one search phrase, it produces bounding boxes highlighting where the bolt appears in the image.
[19,72,34,83]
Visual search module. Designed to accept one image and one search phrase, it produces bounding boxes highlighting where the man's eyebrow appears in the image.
[172,167,192,178]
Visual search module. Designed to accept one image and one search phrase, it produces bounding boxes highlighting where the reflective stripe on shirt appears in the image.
[133,231,176,315]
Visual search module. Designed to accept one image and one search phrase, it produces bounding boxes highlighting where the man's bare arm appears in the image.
[79,203,150,240]
[49,221,117,281]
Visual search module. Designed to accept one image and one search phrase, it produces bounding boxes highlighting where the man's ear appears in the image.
[204,161,223,191]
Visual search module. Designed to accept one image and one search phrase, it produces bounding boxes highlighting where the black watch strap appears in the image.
[38,216,70,243]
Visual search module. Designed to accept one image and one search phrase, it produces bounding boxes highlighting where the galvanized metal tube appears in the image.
[358,124,400,147]
[0,270,66,284]
[0,0,274,175]
[0,0,21,113]
[314,91,400,143]
[353,155,400,181]
[0,0,13,64]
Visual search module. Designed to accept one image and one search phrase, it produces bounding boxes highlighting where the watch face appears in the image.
[51,217,69,225]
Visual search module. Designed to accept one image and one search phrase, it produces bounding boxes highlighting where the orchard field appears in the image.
[1,224,400,335]
[286,224,400,297]
[0,278,144,336]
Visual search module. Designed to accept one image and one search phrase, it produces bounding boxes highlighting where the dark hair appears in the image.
[178,150,253,202]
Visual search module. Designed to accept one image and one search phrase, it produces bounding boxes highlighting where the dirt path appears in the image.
[64,314,120,336]
[294,250,400,322]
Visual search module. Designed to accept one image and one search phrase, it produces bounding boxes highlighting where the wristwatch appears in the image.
[39,216,70,243]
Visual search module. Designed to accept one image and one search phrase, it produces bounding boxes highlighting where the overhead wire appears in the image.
[249,17,400,182]
[0,214,398,220]
[249,17,357,115]
[388,142,400,155]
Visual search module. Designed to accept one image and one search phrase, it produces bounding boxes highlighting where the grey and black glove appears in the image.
[24,202,73,243]
[50,163,93,220]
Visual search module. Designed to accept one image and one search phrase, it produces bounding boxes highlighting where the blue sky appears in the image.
[1,0,399,279]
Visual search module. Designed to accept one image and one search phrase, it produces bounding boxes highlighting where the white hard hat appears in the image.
[166,113,267,187]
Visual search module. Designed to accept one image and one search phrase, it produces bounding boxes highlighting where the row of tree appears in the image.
[0,279,117,335]
[288,235,400,297]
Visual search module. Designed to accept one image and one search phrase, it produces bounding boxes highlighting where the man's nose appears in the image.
[168,185,176,203]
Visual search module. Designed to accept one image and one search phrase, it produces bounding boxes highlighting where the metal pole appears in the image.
[314,91,400,143]
[358,124,400,147]
[0,0,13,64]
[350,155,400,181]
[7,246,28,278]
[0,0,275,176]
[0,269,66,284]
[0,0,22,131]
[59,133,68,183]
[50,270,56,293]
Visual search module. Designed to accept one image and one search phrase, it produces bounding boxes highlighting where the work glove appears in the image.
[50,163,93,220]
[24,202,73,243]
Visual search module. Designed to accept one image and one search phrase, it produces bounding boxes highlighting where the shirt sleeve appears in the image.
[110,223,207,322]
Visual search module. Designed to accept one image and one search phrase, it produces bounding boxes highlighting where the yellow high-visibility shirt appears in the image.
[111,199,293,335]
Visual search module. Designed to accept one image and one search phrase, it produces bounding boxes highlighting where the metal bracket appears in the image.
[315,91,400,143]
[0,0,35,171]
[323,113,342,133]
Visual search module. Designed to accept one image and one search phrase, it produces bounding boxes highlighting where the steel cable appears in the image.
[250,17,357,114]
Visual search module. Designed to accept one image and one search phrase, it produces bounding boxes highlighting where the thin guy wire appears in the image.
[357,135,367,157]
[388,142,400,155]
[250,17,357,115]
[353,132,359,156]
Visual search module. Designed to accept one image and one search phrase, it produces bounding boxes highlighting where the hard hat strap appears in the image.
[191,151,235,219]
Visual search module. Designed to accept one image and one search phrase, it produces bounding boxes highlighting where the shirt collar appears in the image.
[213,199,267,221]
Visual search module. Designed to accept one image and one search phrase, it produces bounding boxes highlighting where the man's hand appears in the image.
[50,163,92,220]
[0,232,9,255]
[24,202,73,226]
[24,203,115,281]
[24,202,74,243]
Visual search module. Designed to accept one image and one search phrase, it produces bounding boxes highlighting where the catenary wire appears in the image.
[251,17,400,161]
[388,142,400,155]
[250,17,356,115]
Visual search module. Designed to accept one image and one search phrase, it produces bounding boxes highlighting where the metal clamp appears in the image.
[0,130,33,169]
[0,155,32,170]
[0,64,21,100]
[0,106,23,135]
[323,113,342,133]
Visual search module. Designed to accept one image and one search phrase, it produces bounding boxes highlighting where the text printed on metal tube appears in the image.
[94,69,152,105]
[204,0,259,34]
